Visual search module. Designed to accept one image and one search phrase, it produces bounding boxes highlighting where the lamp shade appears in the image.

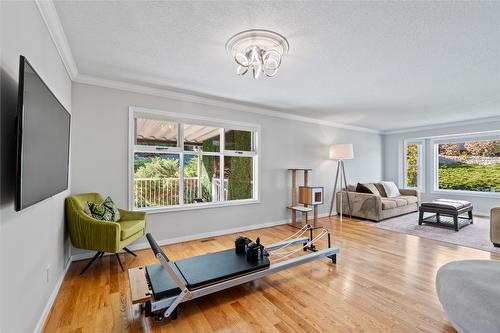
[329,144,354,160]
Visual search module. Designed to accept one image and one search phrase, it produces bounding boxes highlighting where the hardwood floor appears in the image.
[43,216,499,332]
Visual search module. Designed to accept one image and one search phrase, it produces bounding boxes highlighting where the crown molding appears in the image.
[35,0,79,80]
[36,0,380,134]
[383,115,500,135]
[33,0,498,137]
[75,74,381,134]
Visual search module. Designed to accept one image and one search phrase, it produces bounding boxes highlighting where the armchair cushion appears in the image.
[119,219,146,240]
[118,208,146,221]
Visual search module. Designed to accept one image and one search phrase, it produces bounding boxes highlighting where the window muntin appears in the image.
[130,110,259,211]
[436,139,500,193]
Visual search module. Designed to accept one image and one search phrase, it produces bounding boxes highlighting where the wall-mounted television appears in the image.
[15,56,71,211]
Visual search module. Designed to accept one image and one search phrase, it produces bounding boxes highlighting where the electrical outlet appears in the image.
[45,266,50,284]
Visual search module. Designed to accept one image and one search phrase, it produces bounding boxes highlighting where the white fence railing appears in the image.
[134,177,227,208]
[212,178,228,203]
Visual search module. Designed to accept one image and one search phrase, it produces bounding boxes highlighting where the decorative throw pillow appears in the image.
[102,196,121,222]
[380,181,401,198]
[355,183,372,194]
[83,204,92,216]
[362,183,381,196]
[374,183,388,197]
[87,196,121,222]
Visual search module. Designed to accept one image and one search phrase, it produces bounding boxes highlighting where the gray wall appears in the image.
[383,120,500,216]
[0,2,72,332]
[71,82,382,254]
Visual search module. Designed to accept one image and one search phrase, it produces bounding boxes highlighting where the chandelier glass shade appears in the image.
[225,29,289,79]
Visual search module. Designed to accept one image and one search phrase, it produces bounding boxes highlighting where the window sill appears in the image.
[132,199,260,214]
[431,190,500,199]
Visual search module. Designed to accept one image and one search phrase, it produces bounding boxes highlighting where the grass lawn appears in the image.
[439,162,500,192]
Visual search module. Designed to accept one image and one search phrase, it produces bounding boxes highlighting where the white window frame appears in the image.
[128,106,261,213]
[402,139,425,192]
[431,131,500,198]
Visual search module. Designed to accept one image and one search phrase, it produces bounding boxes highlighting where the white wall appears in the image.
[70,82,382,255]
[383,119,500,216]
[0,2,72,332]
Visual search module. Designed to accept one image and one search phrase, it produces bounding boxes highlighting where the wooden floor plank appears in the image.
[43,216,499,332]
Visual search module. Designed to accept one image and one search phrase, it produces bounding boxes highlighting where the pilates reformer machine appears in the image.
[128,224,339,321]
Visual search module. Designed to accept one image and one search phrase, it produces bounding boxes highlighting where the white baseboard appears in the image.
[474,212,490,217]
[71,219,288,261]
[34,256,71,333]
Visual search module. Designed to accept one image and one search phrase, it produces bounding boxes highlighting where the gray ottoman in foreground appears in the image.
[436,260,500,333]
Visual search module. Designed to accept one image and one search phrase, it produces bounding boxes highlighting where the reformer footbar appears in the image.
[131,226,339,321]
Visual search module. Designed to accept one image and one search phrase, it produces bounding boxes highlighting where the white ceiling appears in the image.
[53,1,500,131]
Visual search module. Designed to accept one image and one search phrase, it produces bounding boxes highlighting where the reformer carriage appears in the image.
[128,225,339,321]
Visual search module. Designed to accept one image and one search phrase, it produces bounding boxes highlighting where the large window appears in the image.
[403,140,424,190]
[435,138,500,193]
[129,108,259,211]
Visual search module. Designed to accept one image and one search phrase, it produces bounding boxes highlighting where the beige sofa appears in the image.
[336,184,420,222]
[490,207,500,247]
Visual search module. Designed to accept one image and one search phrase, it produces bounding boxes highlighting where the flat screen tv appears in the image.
[15,56,71,211]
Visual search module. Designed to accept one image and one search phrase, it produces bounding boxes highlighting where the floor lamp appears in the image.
[328,144,353,220]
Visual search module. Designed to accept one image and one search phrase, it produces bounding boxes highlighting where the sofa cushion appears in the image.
[380,181,401,198]
[393,198,408,207]
[381,198,408,209]
[381,199,397,210]
[397,195,418,205]
[356,183,373,194]
[374,183,387,197]
[120,219,145,240]
[362,183,380,195]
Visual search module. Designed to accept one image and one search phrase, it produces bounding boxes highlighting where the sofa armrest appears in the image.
[336,191,382,220]
[119,209,146,221]
[399,188,421,204]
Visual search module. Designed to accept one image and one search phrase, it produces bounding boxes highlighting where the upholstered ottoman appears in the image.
[419,199,473,231]
[436,260,500,333]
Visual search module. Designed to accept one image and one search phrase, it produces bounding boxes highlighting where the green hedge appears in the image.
[439,162,500,192]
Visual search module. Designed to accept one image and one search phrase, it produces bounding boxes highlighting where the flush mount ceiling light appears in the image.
[225,29,289,79]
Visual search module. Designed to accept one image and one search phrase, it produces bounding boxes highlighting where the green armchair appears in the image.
[66,193,146,274]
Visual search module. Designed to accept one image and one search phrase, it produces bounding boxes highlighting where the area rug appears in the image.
[362,212,499,253]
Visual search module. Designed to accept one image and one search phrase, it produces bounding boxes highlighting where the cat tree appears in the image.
[288,168,323,228]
